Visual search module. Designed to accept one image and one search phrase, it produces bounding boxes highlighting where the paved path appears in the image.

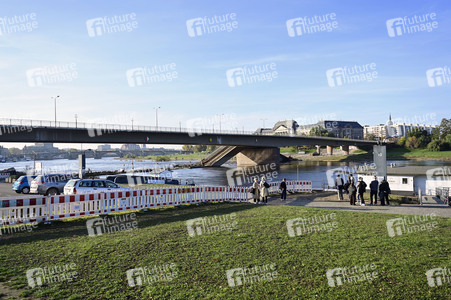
[257,191,451,217]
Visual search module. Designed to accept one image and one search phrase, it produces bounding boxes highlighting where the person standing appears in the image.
[335,175,344,201]
[357,177,367,206]
[260,177,269,204]
[348,181,357,205]
[379,178,391,206]
[279,178,287,201]
[369,176,379,205]
[252,178,260,204]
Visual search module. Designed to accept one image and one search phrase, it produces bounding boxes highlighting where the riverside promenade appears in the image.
[262,191,451,217]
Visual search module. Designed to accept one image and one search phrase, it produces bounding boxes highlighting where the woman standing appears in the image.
[260,177,269,204]
[348,181,357,205]
[252,178,260,204]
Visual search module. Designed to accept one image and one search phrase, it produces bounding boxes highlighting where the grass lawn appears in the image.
[0,203,450,299]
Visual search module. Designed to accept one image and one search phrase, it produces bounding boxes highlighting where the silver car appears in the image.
[64,179,130,195]
[30,174,79,196]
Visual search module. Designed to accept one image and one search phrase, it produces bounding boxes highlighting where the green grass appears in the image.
[387,148,451,160]
[0,203,449,299]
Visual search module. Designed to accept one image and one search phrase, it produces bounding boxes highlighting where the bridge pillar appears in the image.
[326,146,333,155]
[315,145,321,155]
[341,145,349,155]
[236,147,280,167]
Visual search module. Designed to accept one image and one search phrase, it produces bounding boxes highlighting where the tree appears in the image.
[405,136,419,149]
[309,126,334,137]
[8,147,22,155]
[427,140,442,151]
[432,118,451,142]
[206,145,217,152]
[193,145,207,152]
[365,133,377,141]
[397,136,406,147]
[182,145,194,152]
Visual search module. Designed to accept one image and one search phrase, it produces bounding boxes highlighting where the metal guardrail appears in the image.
[435,187,450,206]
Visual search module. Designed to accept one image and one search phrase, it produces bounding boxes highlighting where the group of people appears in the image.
[250,177,288,204]
[335,174,391,206]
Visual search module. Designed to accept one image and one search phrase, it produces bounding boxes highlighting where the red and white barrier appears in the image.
[0,181,312,226]
[0,197,48,225]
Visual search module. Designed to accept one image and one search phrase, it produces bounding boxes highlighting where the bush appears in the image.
[397,136,406,147]
[427,140,441,151]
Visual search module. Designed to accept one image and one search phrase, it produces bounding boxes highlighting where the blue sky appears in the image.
[0,0,450,148]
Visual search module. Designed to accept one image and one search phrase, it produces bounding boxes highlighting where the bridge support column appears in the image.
[340,145,349,155]
[327,146,333,155]
[315,145,321,155]
[236,147,280,167]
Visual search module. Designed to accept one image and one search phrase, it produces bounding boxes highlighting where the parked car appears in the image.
[63,179,130,195]
[30,174,79,196]
[12,175,37,194]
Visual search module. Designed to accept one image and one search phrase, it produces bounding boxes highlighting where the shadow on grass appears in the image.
[0,202,258,246]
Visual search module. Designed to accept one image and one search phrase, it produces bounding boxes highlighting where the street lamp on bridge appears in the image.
[154,107,161,130]
[51,95,60,127]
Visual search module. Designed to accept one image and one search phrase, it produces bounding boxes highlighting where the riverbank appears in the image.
[285,148,451,162]
[116,152,209,162]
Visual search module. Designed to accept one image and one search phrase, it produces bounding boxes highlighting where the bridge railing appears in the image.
[0,181,312,226]
[0,117,259,136]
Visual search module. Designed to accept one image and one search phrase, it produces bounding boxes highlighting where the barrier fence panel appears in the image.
[0,183,312,226]
[0,197,48,225]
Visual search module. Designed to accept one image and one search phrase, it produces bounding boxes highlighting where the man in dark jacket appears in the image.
[335,175,344,200]
[379,178,391,206]
[348,182,357,205]
[279,178,287,201]
[369,176,379,205]
[357,177,367,206]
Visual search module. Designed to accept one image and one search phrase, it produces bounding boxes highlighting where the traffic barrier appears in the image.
[0,181,312,226]
[0,197,48,225]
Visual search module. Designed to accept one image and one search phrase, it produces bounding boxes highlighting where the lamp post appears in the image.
[131,118,134,130]
[154,107,161,130]
[217,113,224,132]
[74,114,78,128]
[260,118,267,128]
[51,95,60,127]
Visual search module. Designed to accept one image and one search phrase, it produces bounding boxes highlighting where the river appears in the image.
[1,157,450,189]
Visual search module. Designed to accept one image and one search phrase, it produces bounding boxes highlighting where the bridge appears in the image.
[0,118,379,166]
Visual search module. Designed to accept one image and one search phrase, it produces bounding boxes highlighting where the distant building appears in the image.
[121,144,141,151]
[255,120,299,135]
[298,120,364,139]
[364,114,437,139]
[23,143,59,154]
[97,144,112,151]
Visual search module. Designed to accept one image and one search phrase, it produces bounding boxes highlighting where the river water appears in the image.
[1,157,450,189]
